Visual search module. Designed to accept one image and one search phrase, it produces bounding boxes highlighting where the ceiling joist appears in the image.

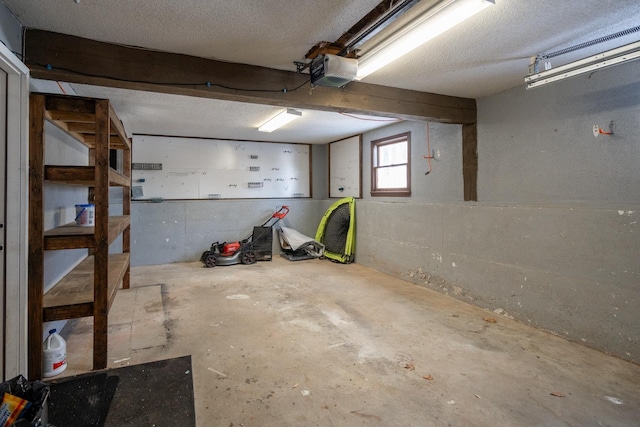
[24,29,476,124]
[334,0,423,54]
[305,0,422,60]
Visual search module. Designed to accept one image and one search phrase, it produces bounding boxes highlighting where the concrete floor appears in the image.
[59,257,640,426]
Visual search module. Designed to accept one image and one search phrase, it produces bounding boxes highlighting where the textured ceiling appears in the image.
[70,83,402,144]
[5,0,640,143]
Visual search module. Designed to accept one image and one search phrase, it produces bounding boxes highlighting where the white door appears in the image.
[0,42,29,380]
[0,68,6,376]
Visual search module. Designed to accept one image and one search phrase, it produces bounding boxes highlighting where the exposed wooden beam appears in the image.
[24,29,476,124]
[28,94,46,380]
[335,0,398,47]
[334,0,424,51]
[462,122,478,202]
[305,41,349,60]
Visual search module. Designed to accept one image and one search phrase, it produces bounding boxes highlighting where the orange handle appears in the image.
[273,206,289,219]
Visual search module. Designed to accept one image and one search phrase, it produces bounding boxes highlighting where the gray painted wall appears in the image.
[0,2,21,55]
[129,144,331,266]
[43,123,90,292]
[130,198,328,266]
[42,121,89,338]
[361,120,464,202]
[478,60,640,205]
[356,60,640,363]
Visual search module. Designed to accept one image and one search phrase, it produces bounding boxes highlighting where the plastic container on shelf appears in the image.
[74,203,95,226]
[43,329,67,377]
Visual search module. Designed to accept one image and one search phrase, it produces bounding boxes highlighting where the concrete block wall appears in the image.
[355,60,640,363]
[130,198,329,266]
[356,202,638,362]
[128,144,331,266]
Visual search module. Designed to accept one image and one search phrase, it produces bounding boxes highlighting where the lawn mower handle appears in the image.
[259,205,290,228]
[273,205,289,219]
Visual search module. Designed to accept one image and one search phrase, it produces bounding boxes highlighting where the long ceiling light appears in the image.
[355,0,494,80]
[258,109,302,133]
[525,40,640,89]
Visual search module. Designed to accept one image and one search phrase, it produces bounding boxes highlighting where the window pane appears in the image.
[378,141,407,167]
[376,165,407,189]
[371,131,411,197]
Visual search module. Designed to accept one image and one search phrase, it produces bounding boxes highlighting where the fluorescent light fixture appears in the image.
[258,109,302,133]
[356,0,494,80]
[525,40,640,89]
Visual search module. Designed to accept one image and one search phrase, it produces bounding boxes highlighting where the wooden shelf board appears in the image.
[83,134,129,149]
[64,122,131,151]
[109,168,131,187]
[44,216,130,250]
[109,104,131,150]
[39,94,131,151]
[30,92,132,379]
[46,110,96,124]
[45,165,131,187]
[43,93,97,115]
[43,252,130,322]
[107,216,131,244]
[45,165,93,184]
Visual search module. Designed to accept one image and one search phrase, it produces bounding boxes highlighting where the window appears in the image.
[371,132,411,196]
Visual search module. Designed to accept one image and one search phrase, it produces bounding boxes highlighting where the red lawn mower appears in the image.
[200,206,289,268]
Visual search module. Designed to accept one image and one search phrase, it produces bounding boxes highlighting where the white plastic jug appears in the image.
[43,328,67,377]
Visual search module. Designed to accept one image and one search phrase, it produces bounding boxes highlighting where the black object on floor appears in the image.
[280,251,316,261]
[48,372,119,427]
[104,355,195,426]
[47,356,195,427]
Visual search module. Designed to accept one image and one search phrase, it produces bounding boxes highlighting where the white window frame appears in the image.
[371,132,411,197]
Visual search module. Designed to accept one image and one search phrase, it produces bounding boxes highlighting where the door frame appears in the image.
[0,41,29,379]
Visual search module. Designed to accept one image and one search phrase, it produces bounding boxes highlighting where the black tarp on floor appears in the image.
[48,355,195,427]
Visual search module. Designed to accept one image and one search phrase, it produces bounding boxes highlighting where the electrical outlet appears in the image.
[435,149,441,159]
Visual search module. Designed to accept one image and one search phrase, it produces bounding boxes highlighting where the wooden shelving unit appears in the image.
[28,93,132,379]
